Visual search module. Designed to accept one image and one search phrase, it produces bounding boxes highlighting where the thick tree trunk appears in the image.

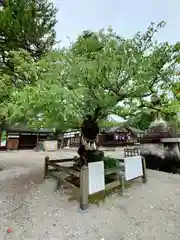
[77,113,104,166]
[59,134,64,148]
[36,132,39,151]
[54,129,64,148]
[0,125,2,146]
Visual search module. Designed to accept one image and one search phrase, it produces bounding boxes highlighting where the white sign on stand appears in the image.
[88,161,105,195]
[44,140,58,151]
[124,156,143,181]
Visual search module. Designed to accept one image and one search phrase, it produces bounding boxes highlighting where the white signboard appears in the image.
[44,140,58,151]
[88,161,105,195]
[0,140,6,146]
[124,156,143,181]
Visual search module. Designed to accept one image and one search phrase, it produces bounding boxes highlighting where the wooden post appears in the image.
[80,165,89,210]
[116,159,125,195]
[141,157,147,183]
[44,156,49,179]
[116,159,122,194]
[56,173,62,190]
[120,174,125,196]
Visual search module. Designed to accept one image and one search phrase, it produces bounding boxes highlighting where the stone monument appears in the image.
[140,116,180,172]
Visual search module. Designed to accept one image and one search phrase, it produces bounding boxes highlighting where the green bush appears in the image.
[103,156,118,169]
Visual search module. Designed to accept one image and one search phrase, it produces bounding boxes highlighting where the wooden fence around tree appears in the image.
[44,155,147,210]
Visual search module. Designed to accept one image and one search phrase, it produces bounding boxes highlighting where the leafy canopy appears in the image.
[60,22,178,120]
[0,0,57,124]
[4,21,180,131]
[0,0,57,67]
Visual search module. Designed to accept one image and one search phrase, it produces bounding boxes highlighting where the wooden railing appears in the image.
[44,155,147,210]
[124,147,140,157]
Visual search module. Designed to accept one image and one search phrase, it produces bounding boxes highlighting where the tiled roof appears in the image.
[101,124,144,134]
[3,124,54,133]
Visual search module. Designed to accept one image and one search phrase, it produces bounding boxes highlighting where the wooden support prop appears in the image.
[48,158,75,163]
[80,165,89,210]
[115,159,124,195]
[47,162,80,178]
[119,157,125,196]
[141,157,147,183]
[56,173,62,190]
[44,156,49,179]
[48,169,59,173]
[120,174,125,196]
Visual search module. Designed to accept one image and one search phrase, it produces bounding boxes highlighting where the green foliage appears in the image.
[99,120,121,129]
[127,110,154,130]
[0,49,41,123]
[61,22,177,121]
[0,0,57,124]
[3,50,80,131]
[1,49,38,88]
[6,80,77,131]
[2,21,180,132]
[0,0,57,64]
[104,156,118,169]
[1,131,7,141]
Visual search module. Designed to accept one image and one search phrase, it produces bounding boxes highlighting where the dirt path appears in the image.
[0,150,180,239]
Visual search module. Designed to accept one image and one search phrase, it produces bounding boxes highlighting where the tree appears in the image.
[0,0,57,70]
[60,22,177,123]
[0,49,42,124]
[5,22,180,135]
[115,79,180,130]
[126,110,154,130]
[4,50,79,134]
[0,0,57,128]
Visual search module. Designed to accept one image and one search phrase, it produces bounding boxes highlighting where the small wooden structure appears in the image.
[61,125,145,148]
[44,154,147,210]
[61,130,81,147]
[1,124,54,150]
[99,125,144,147]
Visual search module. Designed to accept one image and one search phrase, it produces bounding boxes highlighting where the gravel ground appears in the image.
[0,149,180,240]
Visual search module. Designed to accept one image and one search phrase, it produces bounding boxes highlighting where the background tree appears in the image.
[0,0,57,130]
[0,49,42,124]
[0,0,57,70]
[4,51,79,136]
[126,111,154,130]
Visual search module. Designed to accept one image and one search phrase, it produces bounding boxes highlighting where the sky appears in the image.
[53,0,180,47]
